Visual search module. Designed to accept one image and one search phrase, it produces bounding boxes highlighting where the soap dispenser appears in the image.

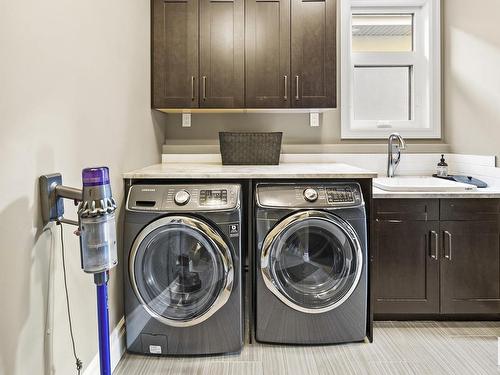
[437,154,448,177]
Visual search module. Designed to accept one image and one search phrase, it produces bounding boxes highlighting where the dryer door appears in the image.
[261,210,363,314]
[130,216,234,327]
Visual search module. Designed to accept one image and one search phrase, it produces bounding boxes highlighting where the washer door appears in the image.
[130,216,234,327]
[261,210,363,314]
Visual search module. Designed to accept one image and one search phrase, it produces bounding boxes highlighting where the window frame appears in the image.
[340,0,441,139]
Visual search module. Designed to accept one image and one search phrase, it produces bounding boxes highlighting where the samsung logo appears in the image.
[141,188,156,192]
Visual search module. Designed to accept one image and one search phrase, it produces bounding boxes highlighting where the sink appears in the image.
[373,176,477,192]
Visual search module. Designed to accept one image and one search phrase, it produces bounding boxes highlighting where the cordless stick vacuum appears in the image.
[40,167,118,375]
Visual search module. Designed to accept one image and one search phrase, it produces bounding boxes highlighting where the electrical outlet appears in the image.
[310,112,320,127]
[182,113,191,127]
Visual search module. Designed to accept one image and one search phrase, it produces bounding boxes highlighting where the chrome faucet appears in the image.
[387,133,406,177]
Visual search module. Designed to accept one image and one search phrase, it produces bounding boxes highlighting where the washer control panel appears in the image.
[127,184,240,212]
[199,189,228,206]
[257,183,363,208]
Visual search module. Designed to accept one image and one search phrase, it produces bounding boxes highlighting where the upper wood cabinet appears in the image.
[200,0,245,108]
[291,0,336,108]
[152,0,337,109]
[152,0,199,108]
[245,0,291,108]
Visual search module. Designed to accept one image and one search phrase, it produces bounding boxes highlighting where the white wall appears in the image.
[0,1,163,374]
[444,0,500,165]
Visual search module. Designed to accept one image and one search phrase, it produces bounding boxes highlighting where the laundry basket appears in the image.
[219,132,283,165]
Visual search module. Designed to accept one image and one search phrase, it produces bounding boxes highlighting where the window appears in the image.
[341,0,441,139]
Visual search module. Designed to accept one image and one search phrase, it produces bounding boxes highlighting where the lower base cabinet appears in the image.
[440,220,500,314]
[373,199,500,318]
[374,220,440,314]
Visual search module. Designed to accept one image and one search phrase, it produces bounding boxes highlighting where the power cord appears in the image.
[58,222,83,374]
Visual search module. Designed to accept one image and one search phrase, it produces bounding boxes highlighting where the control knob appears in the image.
[303,188,318,202]
[174,190,190,206]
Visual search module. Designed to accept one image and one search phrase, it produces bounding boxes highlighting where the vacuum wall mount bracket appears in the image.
[40,173,82,226]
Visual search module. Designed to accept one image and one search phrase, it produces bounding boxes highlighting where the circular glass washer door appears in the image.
[130,216,234,327]
[261,210,363,314]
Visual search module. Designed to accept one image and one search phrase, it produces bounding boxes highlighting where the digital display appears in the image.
[326,187,355,204]
[199,189,228,206]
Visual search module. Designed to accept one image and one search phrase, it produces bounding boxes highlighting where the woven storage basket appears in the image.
[219,132,283,165]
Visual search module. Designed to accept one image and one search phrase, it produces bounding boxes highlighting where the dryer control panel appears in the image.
[326,186,356,204]
[127,184,240,212]
[256,183,363,208]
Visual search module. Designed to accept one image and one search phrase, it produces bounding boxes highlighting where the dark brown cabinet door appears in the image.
[199,0,245,108]
[374,220,440,315]
[152,0,199,108]
[291,0,336,108]
[440,220,500,314]
[245,0,290,108]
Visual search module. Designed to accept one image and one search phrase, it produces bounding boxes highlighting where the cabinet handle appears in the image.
[443,230,452,260]
[430,230,439,260]
[202,76,207,101]
[191,76,195,101]
[284,75,288,101]
[295,75,300,100]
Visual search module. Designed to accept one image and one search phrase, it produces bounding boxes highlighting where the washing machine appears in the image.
[124,183,243,356]
[255,182,368,344]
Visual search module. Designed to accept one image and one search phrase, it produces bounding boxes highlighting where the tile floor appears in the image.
[114,321,500,375]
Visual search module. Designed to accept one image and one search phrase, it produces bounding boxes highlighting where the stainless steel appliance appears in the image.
[124,184,243,355]
[255,182,368,344]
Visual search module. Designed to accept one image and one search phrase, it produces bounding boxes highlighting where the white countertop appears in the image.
[123,162,378,179]
[123,162,500,198]
[373,186,500,199]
